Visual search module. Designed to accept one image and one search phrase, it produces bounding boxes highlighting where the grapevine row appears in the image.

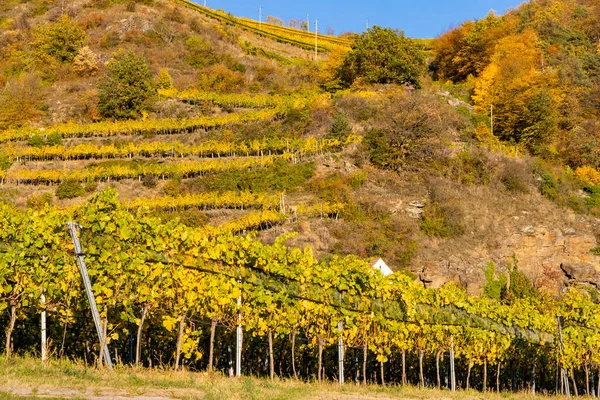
[125,191,280,211]
[4,136,359,162]
[1,155,279,184]
[170,0,344,53]
[0,108,278,144]
[160,88,281,109]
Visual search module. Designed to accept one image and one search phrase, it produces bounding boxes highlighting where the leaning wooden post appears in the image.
[68,222,113,370]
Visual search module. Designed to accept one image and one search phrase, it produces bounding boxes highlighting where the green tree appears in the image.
[338,26,425,87]
[98,51,155,119]
[31,15,86,63]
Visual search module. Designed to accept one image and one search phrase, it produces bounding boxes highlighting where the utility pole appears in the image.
[203,0,206,7]
[307,14,310,33]
[41,290,48,368]
[259,7,262,27]
[314,19,318,62]
[68,222,113,370]
[366,19,369,31]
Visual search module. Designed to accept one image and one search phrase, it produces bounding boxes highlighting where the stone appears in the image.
[405,201,425,219]
[560,262,599,283]
[521,225,535,235]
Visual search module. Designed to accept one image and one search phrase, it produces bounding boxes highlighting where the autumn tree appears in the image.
[337,26,426,88]
[0,73,46,129]
[472,30,559,147]
[433,12,505,82]
[72,46,99,76]
[31,15,86,63]
[98,51,155,120]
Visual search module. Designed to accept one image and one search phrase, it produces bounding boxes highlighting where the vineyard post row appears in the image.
[37,218,556,387]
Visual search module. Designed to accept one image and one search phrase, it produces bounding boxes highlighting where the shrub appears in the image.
[28,134,44,148]
[420,202,465,238]
[72,46,99,76]
[31,15,86,63]
[500,161,531,193]
[349,170,368,189]
[98,51,155,119]
[310,172,352,203]
[506,261,539,301]
[185,36,217,69]
[84,181,98,193]
[0,73,46,130]
[46,132,62,146]
[326,112,351,142]
[163,180,181,197]
[27,193,53,210]
[448,150,493,185]
[142,174,158,188]
[56,180,85,199]
[483,262,507,300]
[156,68,174,90]
[364,91,453,170]
[0,151,12,170]
[575,165,600,186]
[197,64,245,92]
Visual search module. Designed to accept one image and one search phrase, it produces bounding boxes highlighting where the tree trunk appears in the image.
[402,349,407,385]
[380,361,385,386]
[596,368,600,399]
[291,330,298,380]
[419,348,425,388]
[466,358,472,390]
[572,369,579,396]
[268,329,275,381]
[483,360,487,393]
[174,316,185,371]
[497,363,501,392]
[436,350,442,389]
[208,319,217,371]
[362,344,367,385]
[5,302,16,358]
[586,364,590,396]
[318,339,324,383]
[136,303,149,367]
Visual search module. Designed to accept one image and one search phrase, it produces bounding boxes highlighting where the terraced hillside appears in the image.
[2,0,600,293]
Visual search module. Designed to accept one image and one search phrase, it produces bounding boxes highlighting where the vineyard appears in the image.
[2,136,358,162]
[170,0,353,53]
[0,109,279,144]
[0,189,597,395]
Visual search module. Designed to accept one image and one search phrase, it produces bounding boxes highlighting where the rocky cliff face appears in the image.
[409,181,600,295]
[418,222,600,295]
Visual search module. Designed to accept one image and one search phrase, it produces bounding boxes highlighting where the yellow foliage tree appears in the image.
[473,30,559,146]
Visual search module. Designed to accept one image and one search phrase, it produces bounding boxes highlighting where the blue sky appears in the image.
[196,0,525,38]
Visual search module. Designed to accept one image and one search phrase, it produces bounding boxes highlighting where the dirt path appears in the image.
[0,386,183,400]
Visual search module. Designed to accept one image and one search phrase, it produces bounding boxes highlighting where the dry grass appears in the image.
[0,356,565,400]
